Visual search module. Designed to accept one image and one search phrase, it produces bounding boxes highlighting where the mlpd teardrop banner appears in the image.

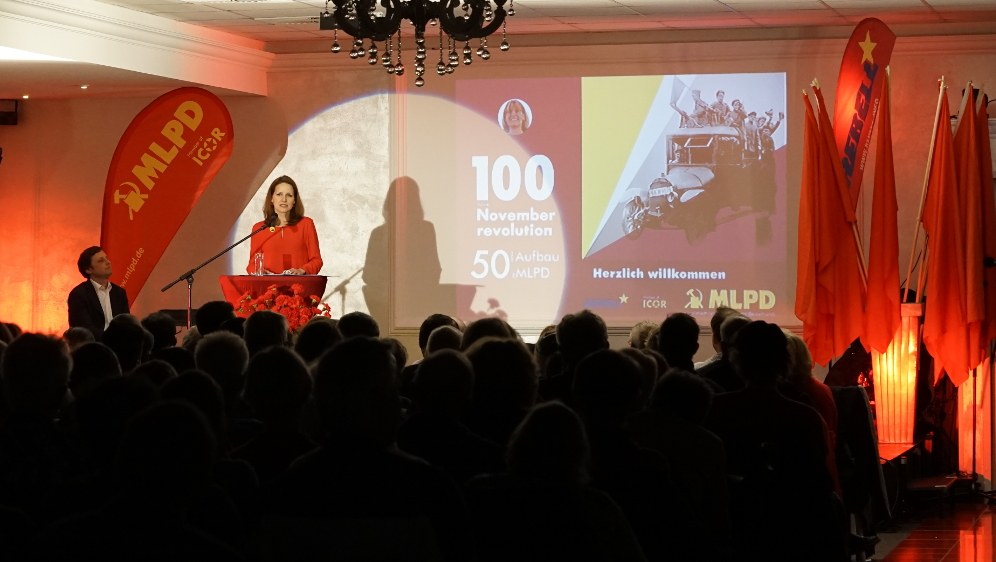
[100,87,234,306]
[833,17,896,210]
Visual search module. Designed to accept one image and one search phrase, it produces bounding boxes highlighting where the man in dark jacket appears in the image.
[67,246,129,340]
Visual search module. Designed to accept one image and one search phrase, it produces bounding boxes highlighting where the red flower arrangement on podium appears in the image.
[236,283,332,332]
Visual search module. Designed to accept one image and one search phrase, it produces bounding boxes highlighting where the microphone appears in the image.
[266,213,278,232]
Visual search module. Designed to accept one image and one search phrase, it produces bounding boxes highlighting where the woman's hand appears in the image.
[282,268,306,275]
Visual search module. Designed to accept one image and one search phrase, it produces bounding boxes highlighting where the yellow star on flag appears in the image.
[858,31,876,64]
[619,294,629,304]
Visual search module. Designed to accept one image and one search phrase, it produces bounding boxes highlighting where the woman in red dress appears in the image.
[246,175,323,275]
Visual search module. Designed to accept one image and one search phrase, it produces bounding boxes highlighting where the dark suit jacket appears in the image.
[67,279,129,339]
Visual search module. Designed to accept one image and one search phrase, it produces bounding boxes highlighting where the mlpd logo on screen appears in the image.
[712,289,776,310]
[686,289,776,310]
[685,289,704,309]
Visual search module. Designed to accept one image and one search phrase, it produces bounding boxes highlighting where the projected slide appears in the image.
[235,72,790,330]
[452,72,789,327]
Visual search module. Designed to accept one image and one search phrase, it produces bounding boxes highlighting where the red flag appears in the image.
[864,74,900,354]
[796,91,867,366]
[796,94,822,355]
[953,87,986,373]
[814,86,857,224]
[101,88,234,306]
[833,18,896,208]
[921,86,971,384]
[817,95,867,365]
[977,94,996,351]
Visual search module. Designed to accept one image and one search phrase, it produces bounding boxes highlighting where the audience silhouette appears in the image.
[232,346,316,486]
[707,320,846,561]
[398,349,503,485]
[0,305,861,561]
[466,401,647,561]
[573,348,677,561]
[259,336,473,561]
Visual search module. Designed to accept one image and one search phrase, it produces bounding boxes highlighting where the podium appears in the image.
[219,275,328,318]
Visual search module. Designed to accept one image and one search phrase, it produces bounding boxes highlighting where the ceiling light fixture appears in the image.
[320,0,513,87]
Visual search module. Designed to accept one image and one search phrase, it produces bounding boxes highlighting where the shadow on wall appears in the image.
[362,176,477,328]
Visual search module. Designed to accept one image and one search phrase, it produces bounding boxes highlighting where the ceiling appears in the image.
[98,0,996,43]
[3,0,996,100]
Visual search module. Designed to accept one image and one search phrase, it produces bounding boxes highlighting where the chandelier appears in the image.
[320,1,513,87]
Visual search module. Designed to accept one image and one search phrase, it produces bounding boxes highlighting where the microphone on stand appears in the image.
[266,213,278,233]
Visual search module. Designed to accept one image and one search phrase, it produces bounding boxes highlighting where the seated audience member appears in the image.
[42,376,160,524]
[627,369,732,561]
[460,317,516,351]
[221,316,246,338]
[196,301,238,337]
[643,326,661,353]
[533,326,560,377]
[3,323,22,340]
[382,337,409,378]
[162,371,231,455]
[101,314,150,372]
[232,346,316,485]
[260,337,474,562]
[696,314,750,393]
[656,312,699,371]
[195,331,257,447]
[464,337,538,447]
[572,349,676,561]
[195,332,251,410]
[62,326,96,352]
[182,326,203,353]
[627,320,658,350]
[243,310,290,356]
[782,332,851,536]
[708,321,845,561]
[619,348,657,410]
[141,311,179,352]
[33,401,243,561]
[67,246,129,341]
[398,350,503,484]
[337,311,380,339]
[540,309,609,404]
[293,317,341,365]
[694,306,740,369]
[783,332,838,452]
[466,401,646,562]
[182,301,236,354]
[0,334,79,517]
[641,348,669,379]
[69,342,123,401]
[426,325,462,355]
[418,314,461,356]
[130,359,178,388]
[0,322,14,344]
[161,370,257,545]
[153,346,196,377]
[399,313,461,398]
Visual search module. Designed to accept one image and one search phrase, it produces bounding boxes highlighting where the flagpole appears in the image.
[852,215,868,288]
[904,77,947,303]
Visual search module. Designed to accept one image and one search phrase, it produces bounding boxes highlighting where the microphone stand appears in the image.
[161,221,272,329]
[326,267,364,315]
